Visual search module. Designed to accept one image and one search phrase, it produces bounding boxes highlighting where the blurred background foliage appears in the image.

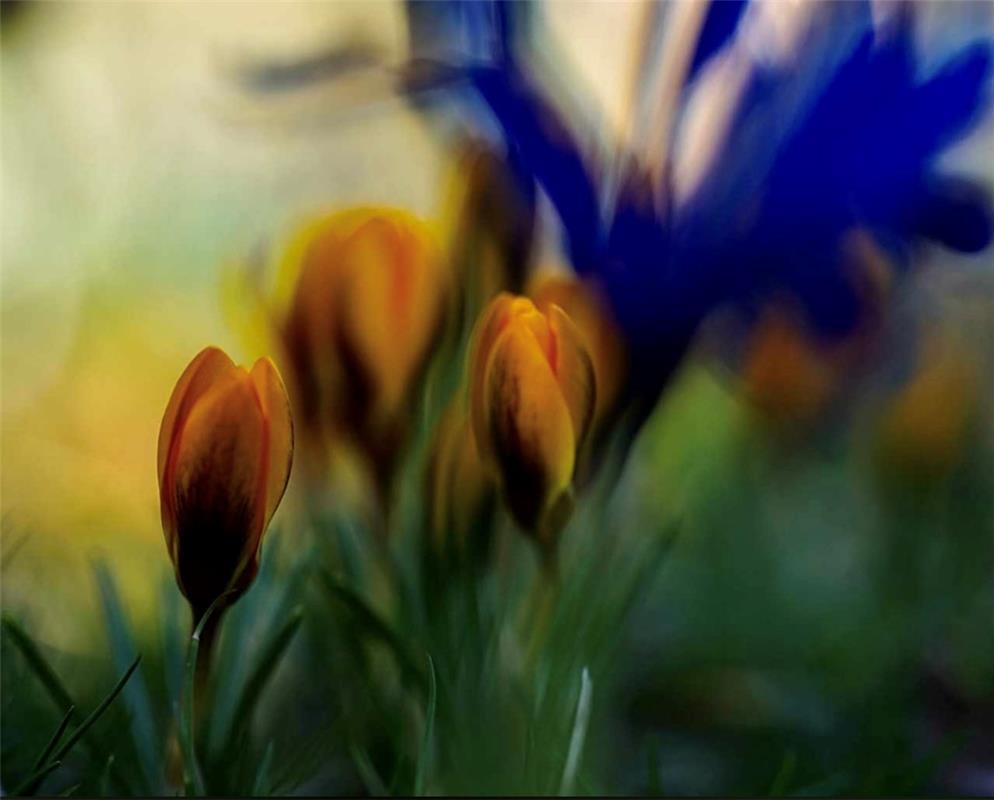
[2,1,994,796]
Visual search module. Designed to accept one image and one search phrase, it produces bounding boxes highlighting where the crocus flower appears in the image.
[157,346,293,624]
[528,271,626,442]
[278,207,449,502]
[469,293,595,549]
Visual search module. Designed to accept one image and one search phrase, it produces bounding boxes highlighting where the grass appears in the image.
[1,367,992,796]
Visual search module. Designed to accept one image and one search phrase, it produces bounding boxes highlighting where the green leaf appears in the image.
[320,572,426,693]
[10,759,63,796]
[252,741,275,797]
[13,656,138,795]
[32,705,75,770]
[559,667,592,795]
[413,654,436,796]
[98,755,116,797]
[269,723,338,795]
[93,560,160,791]
[1,615,136,794]
[2,615,74,709]
[350,744,389,797]
[179,595,228,797]
[226,606,304,748]
[50,655,141,764]
[160,578,186,708]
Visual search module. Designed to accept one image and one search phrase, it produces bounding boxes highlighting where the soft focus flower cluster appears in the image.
[156,0,992,655]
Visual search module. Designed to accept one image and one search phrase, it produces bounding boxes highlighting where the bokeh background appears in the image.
[3,1,994,795]
[2,0,661,644]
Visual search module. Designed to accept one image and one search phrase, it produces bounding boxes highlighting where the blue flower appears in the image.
[462,0,992,404]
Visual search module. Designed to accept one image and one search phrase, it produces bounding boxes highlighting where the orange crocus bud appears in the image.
[528,271,627,438]
[468,293,596,550]
[280,208,448,499]
[426,399,496,567]
[157,346,293,623]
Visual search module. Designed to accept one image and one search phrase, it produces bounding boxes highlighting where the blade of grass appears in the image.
[98,755,115,797]
[350,744,389,797]
[32,705,76,770]
[50,655,141,764]
[269,722,338,795]
[10,760,62,796]
[252,741,275,797]
[161,578,186,710]
[320,572,426,692]
[93,560,159,791]
[226,607,304,747]
[413,654,436,796]
[2,615,74,709]
[559,667,592,795]
[2,616,135,794]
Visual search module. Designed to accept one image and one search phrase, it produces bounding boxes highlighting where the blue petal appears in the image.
[686,0,749,83]
[470,65,604,273]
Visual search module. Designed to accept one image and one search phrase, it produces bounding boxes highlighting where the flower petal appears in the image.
[469,292,516,459]
[532,275,624,426]
[157,346,238,488]
[546,305,597,453]
[158,346,239,549]
[250,357,294,530]
[338,214,446,421]
[485,320,575,531]
[170,372,265,613]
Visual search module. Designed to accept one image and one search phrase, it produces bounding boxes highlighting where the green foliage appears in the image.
[2,367,992,796]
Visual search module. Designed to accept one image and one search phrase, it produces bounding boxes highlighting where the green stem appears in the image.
[191,604,226,739]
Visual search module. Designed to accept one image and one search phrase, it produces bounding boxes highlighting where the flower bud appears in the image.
[157,346,293,621]
[279,207,448,497]
[528,271,626,437]
[425,399,496,567]
[468,293,596,547]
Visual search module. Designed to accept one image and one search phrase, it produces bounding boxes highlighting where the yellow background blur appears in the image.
[1,1,650,648]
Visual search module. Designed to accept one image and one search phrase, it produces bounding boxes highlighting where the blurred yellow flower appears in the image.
[468,293,595,549]
[528,271,627,438]
[157,346,293,622]
[276,207,449,500]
